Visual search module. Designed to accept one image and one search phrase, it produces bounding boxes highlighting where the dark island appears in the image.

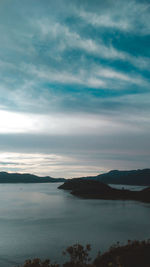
[0,172,65,183]
[73,168,150,186]
[58,179,150,203]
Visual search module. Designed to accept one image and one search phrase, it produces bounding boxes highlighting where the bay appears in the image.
[0,183,149,267]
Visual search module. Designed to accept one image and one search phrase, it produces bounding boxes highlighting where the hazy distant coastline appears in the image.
[0,172,65,183]
[0,169,150,185]
[72,169,150,186]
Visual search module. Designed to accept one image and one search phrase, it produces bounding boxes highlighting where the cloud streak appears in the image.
[0,0,149,176]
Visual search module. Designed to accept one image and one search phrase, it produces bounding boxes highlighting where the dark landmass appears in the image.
[1,168,150,185]
[58,179,150,202]
[18,240,150,267]
[93,240,150,267]
[74,168,150,186]
[0,172,65,183]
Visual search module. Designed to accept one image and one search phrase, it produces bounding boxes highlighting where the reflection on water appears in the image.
[0,183,149,267]
[109,184,148,191]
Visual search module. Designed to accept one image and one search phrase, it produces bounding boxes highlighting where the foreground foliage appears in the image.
[17,240,150,267]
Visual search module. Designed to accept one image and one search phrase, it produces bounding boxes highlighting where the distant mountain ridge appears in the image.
[0,172,65,183]
[0,169,150,185]
[77,169,150,186]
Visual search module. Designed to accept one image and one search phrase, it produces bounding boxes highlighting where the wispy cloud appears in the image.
[35,19,126,60]
[34,18,150,69]
[0,152,105,178]
[77,10,130,31]
[23,63,105,88]
[0,0,149,176]
[76,1,150,35]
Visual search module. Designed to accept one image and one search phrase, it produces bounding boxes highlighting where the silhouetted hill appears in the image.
[0,172,65,183]
[58,179,150,202]
[75,169,150,186]
[58,178,111,192]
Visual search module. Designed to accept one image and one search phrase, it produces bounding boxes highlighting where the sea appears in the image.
[0,183,149,267]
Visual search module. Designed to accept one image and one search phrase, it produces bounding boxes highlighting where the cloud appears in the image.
[22,61,149,92]
[77,10,130,31]
[0,110,136,135]
[23,63,105,88]
[0,152,76,178]
[34,18,150,70]
[0,131,150,177]
[35,19,126,60]
[0,151,108,178]
[0,0,149,176]
[76,0,150,35]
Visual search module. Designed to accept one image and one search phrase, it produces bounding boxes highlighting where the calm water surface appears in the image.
[0,183,149,267]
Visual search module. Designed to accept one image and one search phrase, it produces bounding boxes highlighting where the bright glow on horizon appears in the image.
[0,152,104,178]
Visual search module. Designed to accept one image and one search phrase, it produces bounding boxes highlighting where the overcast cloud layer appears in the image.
[0,0,150,177]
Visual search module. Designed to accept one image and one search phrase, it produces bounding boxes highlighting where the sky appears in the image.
[0,0,150,178]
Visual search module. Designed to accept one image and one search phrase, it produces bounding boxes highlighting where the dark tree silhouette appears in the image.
[63,244,91,267]
[17,240,150,267]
